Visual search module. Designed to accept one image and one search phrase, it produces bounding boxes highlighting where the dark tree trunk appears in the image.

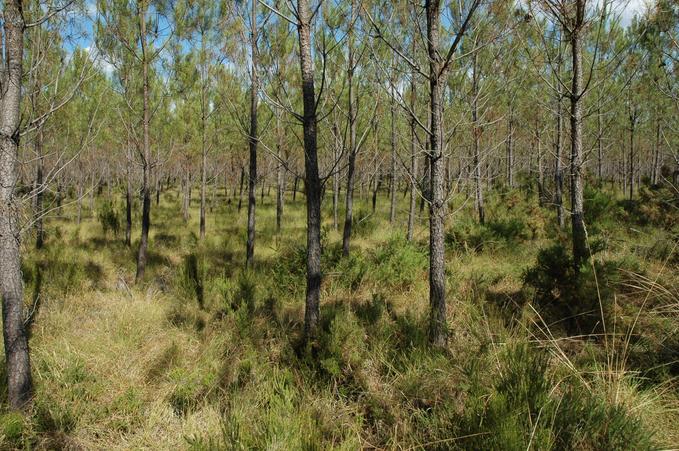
[471,52,484,225]
[276,113,286,233]
[628,104,638,200]
[569,2,587,271]
[237,166,244,212]
[342,1,358,257]
[297,0,322,342]
[506,107,514,188]
[407,36,418,242]
[389,84,397,224]
[652,118,661,185]
[77,170,84,226]
[35,129,45,249]
[426,0,447,347]
[597,93,603,180]
[372,171,380,213]
[125,147,133,246]
[246,4,258,268]
[537,122,545,207]
[555,63,565,230]
[135,6,152,283]
[332,120,340,231]
[293,175,299,201]
[199,136,207,239]
[0,0,33,409]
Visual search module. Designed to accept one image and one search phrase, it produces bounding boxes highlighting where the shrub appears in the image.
[334,252,368,291]
[523,243,630,335]
[0,412,26,448]
[319,308,368,385]
[372,237,427,288]
[98,200,120,237]
[455,343,656,451]
[446,217,529,253]
[352,208,378,237]
[177,252,206,309]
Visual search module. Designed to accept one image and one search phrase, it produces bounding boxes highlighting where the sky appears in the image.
[67,0,650,79]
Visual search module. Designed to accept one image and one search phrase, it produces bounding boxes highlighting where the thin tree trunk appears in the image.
[570,2,587,271]
[342,0,358,257]
[471,52,484,225]
[628,109,636,200]
[276,112,286,233]
[555,60,565,229]
[652,118,661,185]
[246,0,258,268]
[77,172,83,226]
[297,0,322,342]
[537,122,545,206]
[238,165,244,212]
[332,120,340,231]
[506,107,514,188]
[407,36,418,242]
[125,147,133,246]
[597,92,603,180]
[0,0,33,409]
[200,124,207,239]
[389,83,397,223]
[35,129,45,249]
[136,5,152,283]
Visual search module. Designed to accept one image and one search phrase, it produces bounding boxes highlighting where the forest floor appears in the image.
[0,182,678,450]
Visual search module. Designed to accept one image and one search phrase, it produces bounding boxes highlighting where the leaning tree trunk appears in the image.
[135,6,152,283]
[569,3,587,271]
[297,0,322,342]
[0,0,33,409]
[245,0,258,269]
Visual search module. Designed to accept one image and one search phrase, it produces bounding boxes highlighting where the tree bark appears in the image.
[0,0,33,409]
[569,2,587,271]
[407,35,418,242]
[342,0,358,257]
[135,3,152,283]
[332,120,340,231]
[237,165,244,212]
[426,0,448,347]
[506,106,514,188]
[245,0,258,268]
[471,52,485,225]
[276,112,286,233]
[555,64,565,229]
[652,117,661,185]
[34,129,45,249]
[389,84,397,224]
[125,146,133,246]
[297,0,322,342]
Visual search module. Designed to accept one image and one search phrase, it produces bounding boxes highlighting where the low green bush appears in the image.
[98,200,120,237]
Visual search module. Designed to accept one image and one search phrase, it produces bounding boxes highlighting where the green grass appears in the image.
[0,183,677,449]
